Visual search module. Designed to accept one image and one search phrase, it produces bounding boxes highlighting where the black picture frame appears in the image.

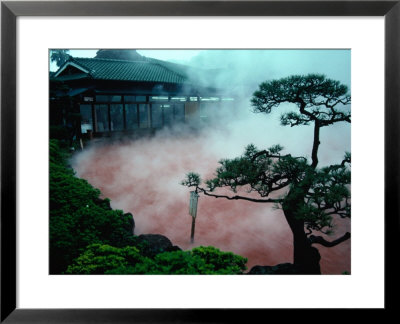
[1,0,399,322]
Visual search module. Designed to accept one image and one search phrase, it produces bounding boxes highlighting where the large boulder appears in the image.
[137,234,181,258]
[248,263,298,274]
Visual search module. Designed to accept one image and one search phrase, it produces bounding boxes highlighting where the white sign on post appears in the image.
[189,191,199,218]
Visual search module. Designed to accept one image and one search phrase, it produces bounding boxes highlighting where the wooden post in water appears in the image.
[190,217,196,244]
[189,191,199,243]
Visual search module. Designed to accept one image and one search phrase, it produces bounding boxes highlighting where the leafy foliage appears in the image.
[65,244,145,274]
[196,143,350,233]
[180,172,201,187]
[50,49,71,67]
[251,74,351,127]
[183,143,309,197]
[50,140,136,273]
[191,246,248,274]
[66,244,247,275]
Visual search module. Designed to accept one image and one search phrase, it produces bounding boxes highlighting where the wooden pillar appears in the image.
[91,103,96,133]
[107,103,111,131]
[122,95,127,130]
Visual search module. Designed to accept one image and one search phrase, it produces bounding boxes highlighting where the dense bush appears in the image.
[191,246,248,274]
[66,244,247,275]
[65,244,145,274]
[140,246,247,274]
[50,140,135,273]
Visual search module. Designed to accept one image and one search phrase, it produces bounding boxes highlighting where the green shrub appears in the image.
[65,244,146,274]
[133,250,212,274]
[191,246,248,274]
[49,140,135,273]
[66,244,247,275]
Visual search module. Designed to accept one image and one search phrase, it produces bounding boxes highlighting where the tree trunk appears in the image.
[283,209,321,274]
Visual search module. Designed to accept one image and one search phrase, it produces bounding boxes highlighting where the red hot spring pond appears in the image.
[71,135,351,274]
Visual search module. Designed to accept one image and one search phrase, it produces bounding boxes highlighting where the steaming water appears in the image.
[70,49,351,273]
[72,128,351,274]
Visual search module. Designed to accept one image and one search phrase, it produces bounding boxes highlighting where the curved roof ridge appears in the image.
[73,56,151,63]
[55,56,192,84]
[68,57,94,72]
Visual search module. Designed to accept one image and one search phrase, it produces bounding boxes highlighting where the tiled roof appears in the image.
[56,57,190,84]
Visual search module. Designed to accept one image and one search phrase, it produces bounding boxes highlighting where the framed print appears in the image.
[1,0,399,322]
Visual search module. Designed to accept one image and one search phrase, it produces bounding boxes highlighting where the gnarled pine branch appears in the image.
[197,187,282,204]
[308,232,351,247]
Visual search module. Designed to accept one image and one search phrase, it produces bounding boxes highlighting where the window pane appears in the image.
[163,104,173,127]
[80,104,93,133]
[110,95,121,102]
[151,104,163,128]
[139,104,149,128]
[95,95,121,102]
[96,95,108,102]
[95,104,109,132]
[110,104,124,131]
[124,95,146,102]
[136,96,147,102]
[174,103,185,123]
[125,104,139,129]
[200,102,211,117]
[124,95,136,102]
[200,103,213,123]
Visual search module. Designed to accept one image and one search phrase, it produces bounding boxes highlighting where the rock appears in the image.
[137,234,181,257]
[248,263,298,274]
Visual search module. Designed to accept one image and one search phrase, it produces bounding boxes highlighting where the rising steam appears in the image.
[72,50,351,273]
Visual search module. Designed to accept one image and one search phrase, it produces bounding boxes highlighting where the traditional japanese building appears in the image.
[50,53,234,138]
